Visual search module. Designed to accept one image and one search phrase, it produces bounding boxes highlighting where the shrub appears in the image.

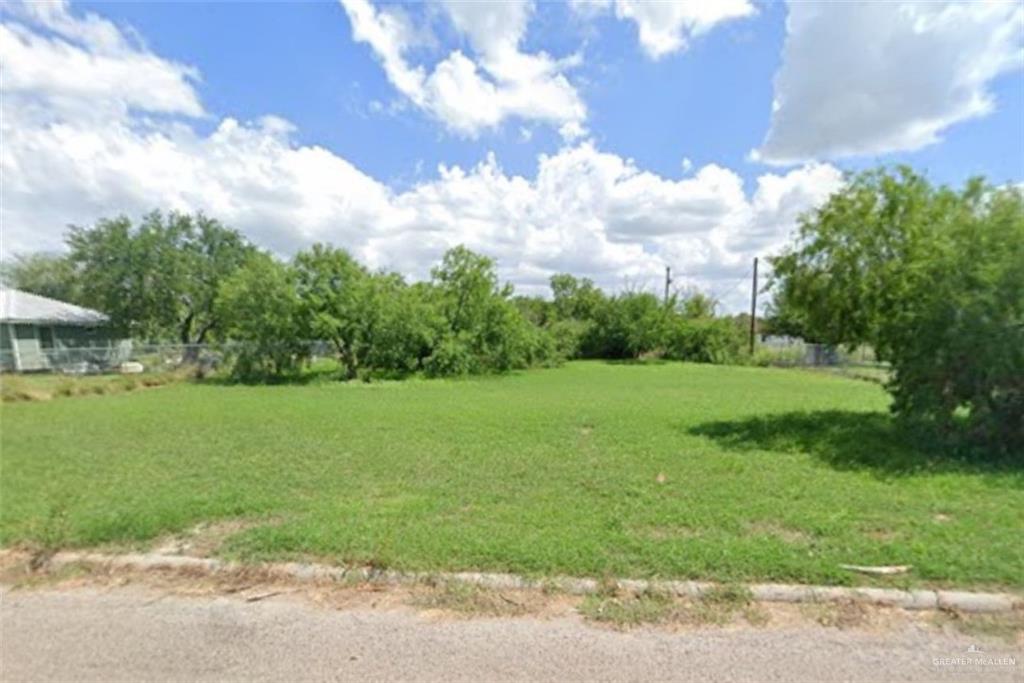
[771,169,1024,454]
[665,318,744,364]
[424,334,476,377]
[547,319,592,360]
[586,293,669,359]
[216,255,310,381]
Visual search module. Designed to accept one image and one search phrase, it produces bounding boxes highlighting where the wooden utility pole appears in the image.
[749,256,758,355]
[664,266,673,306]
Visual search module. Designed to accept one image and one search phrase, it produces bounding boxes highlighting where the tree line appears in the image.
[3,212,751,380]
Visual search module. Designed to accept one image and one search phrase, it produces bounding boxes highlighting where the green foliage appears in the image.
[216,255,309,381]
[65,212,255,343]
[360,279,442,378]
[547,318,593,360]
[677,291,717,319]
[550,273,605,321]
[423,333,476,377]
[294,244,374,379]
[586,292,669,359]
[665,317,744,364]
[0,253,80,303]
[771,168,1024,452]
[546,274,743,364]
[428,246,549,374]
[15,210,755,380]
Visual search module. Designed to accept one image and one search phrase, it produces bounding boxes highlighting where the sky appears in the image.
[2,0,1022,311]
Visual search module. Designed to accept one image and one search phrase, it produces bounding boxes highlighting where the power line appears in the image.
[707,267,753,305]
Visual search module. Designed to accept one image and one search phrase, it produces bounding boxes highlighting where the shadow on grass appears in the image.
[688,410,1022,479]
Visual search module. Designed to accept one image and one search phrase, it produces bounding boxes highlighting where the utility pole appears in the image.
[664,266,672,307]
[749,256,758,355]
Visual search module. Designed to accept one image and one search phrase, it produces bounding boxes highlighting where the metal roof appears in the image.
[0,288,109,326]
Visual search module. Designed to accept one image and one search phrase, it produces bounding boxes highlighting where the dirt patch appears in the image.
[744,521,811,544]
[150,518,278,558]
[408,580,566,619]
[931,609,1024,646]
[863,528,902,542]
[799,599,872,629]
[633,524,702,541]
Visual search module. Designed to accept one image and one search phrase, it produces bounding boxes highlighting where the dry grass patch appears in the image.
[744,520,811,544]
[580,584,766,629]
[934,609,1024,645]
[150,518,277,558]
[409,580,539,618]
[800,599,872,629]
[1,370,188,403]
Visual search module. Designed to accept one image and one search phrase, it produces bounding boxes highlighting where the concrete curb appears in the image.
[26,550,1024,614]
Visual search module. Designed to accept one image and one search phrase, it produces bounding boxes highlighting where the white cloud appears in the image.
[339,0,585,137]
[571,0,755,59]
[1,1,844,312]
[0,1,204,122]
[757,1,1024,164]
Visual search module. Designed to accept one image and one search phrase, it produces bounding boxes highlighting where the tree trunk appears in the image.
[179,311,201,363]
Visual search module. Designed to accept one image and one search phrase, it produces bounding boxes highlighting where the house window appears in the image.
[39,326,55,349]
[13,324,35,341]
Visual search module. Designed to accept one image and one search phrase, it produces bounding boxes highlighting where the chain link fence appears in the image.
[0,343,215,375]
[755,336,888,381]
[0,341,344,376]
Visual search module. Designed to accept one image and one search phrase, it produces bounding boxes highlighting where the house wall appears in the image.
[0,322,116,372]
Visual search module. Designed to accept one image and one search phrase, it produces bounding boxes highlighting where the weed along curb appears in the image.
[26,550,1024,614]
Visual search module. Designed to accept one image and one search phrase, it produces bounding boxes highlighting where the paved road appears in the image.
[2,586,1019,682]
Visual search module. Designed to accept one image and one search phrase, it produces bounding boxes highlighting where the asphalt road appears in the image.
[2,586,1019,682]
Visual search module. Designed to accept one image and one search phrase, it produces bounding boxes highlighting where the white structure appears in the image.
[0,288,113,372]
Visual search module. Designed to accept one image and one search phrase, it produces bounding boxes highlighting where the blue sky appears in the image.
[3,0,1023,308]
[72,0,1023,188]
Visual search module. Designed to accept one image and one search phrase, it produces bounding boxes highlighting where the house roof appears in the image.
[0,288,109,326]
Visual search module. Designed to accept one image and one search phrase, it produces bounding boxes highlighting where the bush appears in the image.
[586,293,669,359]
[665,318,744,364]
[547,319,592,360]
[216,255,310,381]
[771,169,1024,454]
[424,334,476,377]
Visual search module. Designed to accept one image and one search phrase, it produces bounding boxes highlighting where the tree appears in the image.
[0,253,80,303]
[426,246,545,374]
[550,273,605,321]
[590,292,669,359]
[66,212,254,348]
[771,168,1024,453]
[294,244,374,380]
[216,254,309,380]
[677,291,717,320]
[360,277,442,377]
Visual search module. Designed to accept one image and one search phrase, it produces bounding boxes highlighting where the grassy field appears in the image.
[1,361,1020,589]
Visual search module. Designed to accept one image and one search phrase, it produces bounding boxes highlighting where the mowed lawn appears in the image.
[1,362,1021,589]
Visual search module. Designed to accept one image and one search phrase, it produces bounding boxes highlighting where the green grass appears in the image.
[1,361,1021,589]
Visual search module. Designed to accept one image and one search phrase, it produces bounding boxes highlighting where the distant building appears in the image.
[0,288,116,372]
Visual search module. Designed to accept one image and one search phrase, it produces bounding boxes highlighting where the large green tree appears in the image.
[294,244,374,379]
[771,168,1024,452]
[66,212,255,346]
[427,246,542,374]
[216,254,309,380]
